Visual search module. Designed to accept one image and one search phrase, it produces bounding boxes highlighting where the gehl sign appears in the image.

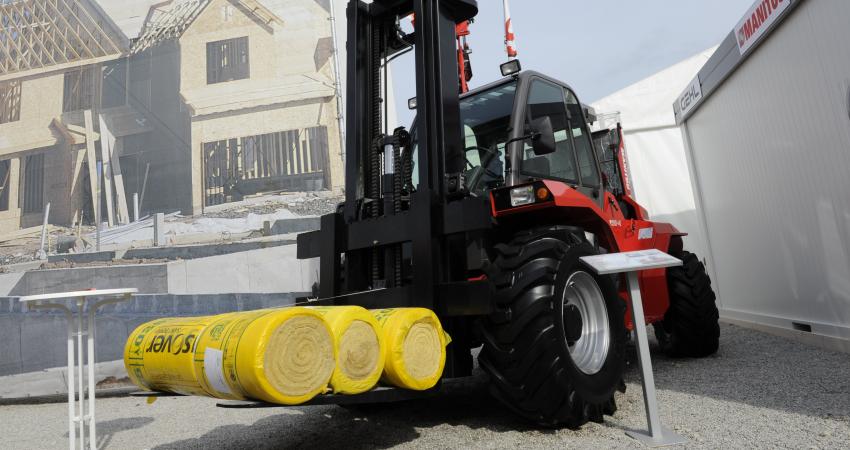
[675,0,793,121]
[735,0,791,55]
[677,77,703,118]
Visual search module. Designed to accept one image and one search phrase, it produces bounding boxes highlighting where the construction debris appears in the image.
[204,191,343,219]
[0,191,334,268]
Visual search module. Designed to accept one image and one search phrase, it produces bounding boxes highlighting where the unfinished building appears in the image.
[0,0,343,234]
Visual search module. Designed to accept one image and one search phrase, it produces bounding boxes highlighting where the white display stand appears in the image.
[18,288,138,450]
[580,249,687,447]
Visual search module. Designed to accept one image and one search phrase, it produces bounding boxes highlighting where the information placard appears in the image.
[580,249,682,275]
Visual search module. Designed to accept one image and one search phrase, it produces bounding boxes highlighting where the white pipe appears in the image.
[96,163,102,253]
[38,202,50,259]
[133,193,139,223]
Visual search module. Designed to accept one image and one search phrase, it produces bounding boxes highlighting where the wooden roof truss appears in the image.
[0,0,124,79]
[131,0,282,54]
[131,0,209,54]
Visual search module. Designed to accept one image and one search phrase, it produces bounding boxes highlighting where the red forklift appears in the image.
[297,0,719,428]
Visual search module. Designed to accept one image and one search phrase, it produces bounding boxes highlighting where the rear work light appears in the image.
[500,59,522,77]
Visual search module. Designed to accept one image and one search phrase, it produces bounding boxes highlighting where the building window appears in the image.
[101,58,129,109]
[21,153,44,214]
[129,49,153,112]
[207,37,250,84]
[203,126,330,206]
[0,160,10,211]
[0,81,21,124]
[63,66,99,113]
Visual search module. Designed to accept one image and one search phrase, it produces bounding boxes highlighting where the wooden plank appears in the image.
[65,122,100,140]
[68,145,86,226]
[0,224,58,244]
[51,118,98,145]
[98,114,115,226]
[139,162,150,212]
[83,110,99,229]
[110,137,131,224]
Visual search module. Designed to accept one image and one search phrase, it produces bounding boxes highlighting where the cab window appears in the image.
[521,79,577,183]
[565,90,600,187]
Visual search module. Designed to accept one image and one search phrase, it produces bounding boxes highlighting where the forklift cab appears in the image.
[411,71,604,205]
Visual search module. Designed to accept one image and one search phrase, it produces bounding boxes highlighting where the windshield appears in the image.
[409,81,517,194]
[460,81,516,194]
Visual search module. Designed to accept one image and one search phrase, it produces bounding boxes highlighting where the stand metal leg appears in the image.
[87,299,97,450]
[625,272,687,447]
[76,302,85,450]
[66,313,76,450]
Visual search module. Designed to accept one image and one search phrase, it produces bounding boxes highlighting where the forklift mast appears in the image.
[297,0,492,327]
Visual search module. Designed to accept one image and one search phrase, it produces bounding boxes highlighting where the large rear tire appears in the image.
[478,227,626,428]
[655,251,720,357]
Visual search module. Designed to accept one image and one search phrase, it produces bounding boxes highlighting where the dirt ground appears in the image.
[2,323,848,449]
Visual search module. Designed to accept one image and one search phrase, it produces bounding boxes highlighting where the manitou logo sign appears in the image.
[735,0,791,55]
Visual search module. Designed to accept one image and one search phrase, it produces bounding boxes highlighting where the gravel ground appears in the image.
[2,323,848,449]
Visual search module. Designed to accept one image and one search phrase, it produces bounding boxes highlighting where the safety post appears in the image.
[580,249,688,447]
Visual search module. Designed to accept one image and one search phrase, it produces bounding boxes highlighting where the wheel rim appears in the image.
[561,271,610,375]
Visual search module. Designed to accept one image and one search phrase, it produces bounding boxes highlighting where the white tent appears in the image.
[591,47,717,258]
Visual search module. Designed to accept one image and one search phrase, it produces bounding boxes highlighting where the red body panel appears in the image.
[491,179,684,329]
[545,181,679,327]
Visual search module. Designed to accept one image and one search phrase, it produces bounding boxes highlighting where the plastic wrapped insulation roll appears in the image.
[124,315,220,396]
[125,308,336,405]
[371,308,451,391]
[193,307,336,405]
[308,306,385,394]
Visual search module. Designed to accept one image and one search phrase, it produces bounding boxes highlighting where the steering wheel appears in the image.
[464,146,491,170]
[464,145,500,171]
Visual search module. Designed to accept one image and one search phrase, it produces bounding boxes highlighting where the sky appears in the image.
[375,0,757,127]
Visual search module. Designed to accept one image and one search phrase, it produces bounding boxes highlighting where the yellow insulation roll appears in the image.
[193,307,336,405]
[372,308,451,391]
[308,306,385,394]
[124,315,219,396]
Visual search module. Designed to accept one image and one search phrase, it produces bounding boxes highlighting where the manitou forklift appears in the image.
[297,0,719,428]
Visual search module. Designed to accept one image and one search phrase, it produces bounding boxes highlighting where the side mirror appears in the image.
[530,116,556,156]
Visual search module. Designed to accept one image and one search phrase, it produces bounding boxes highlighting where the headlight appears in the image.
[510,185,535,207]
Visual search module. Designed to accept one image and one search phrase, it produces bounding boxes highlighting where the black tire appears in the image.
[655,251,720,357]
[478,226,627,428]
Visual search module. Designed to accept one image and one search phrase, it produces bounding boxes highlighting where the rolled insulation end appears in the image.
[195,307,336,405]
[309,306,385,394]
[372,308,451,391]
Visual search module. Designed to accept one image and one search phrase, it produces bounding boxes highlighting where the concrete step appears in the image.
[0,243,318,297]
[270,217,320,235]
[46,238,296,265]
